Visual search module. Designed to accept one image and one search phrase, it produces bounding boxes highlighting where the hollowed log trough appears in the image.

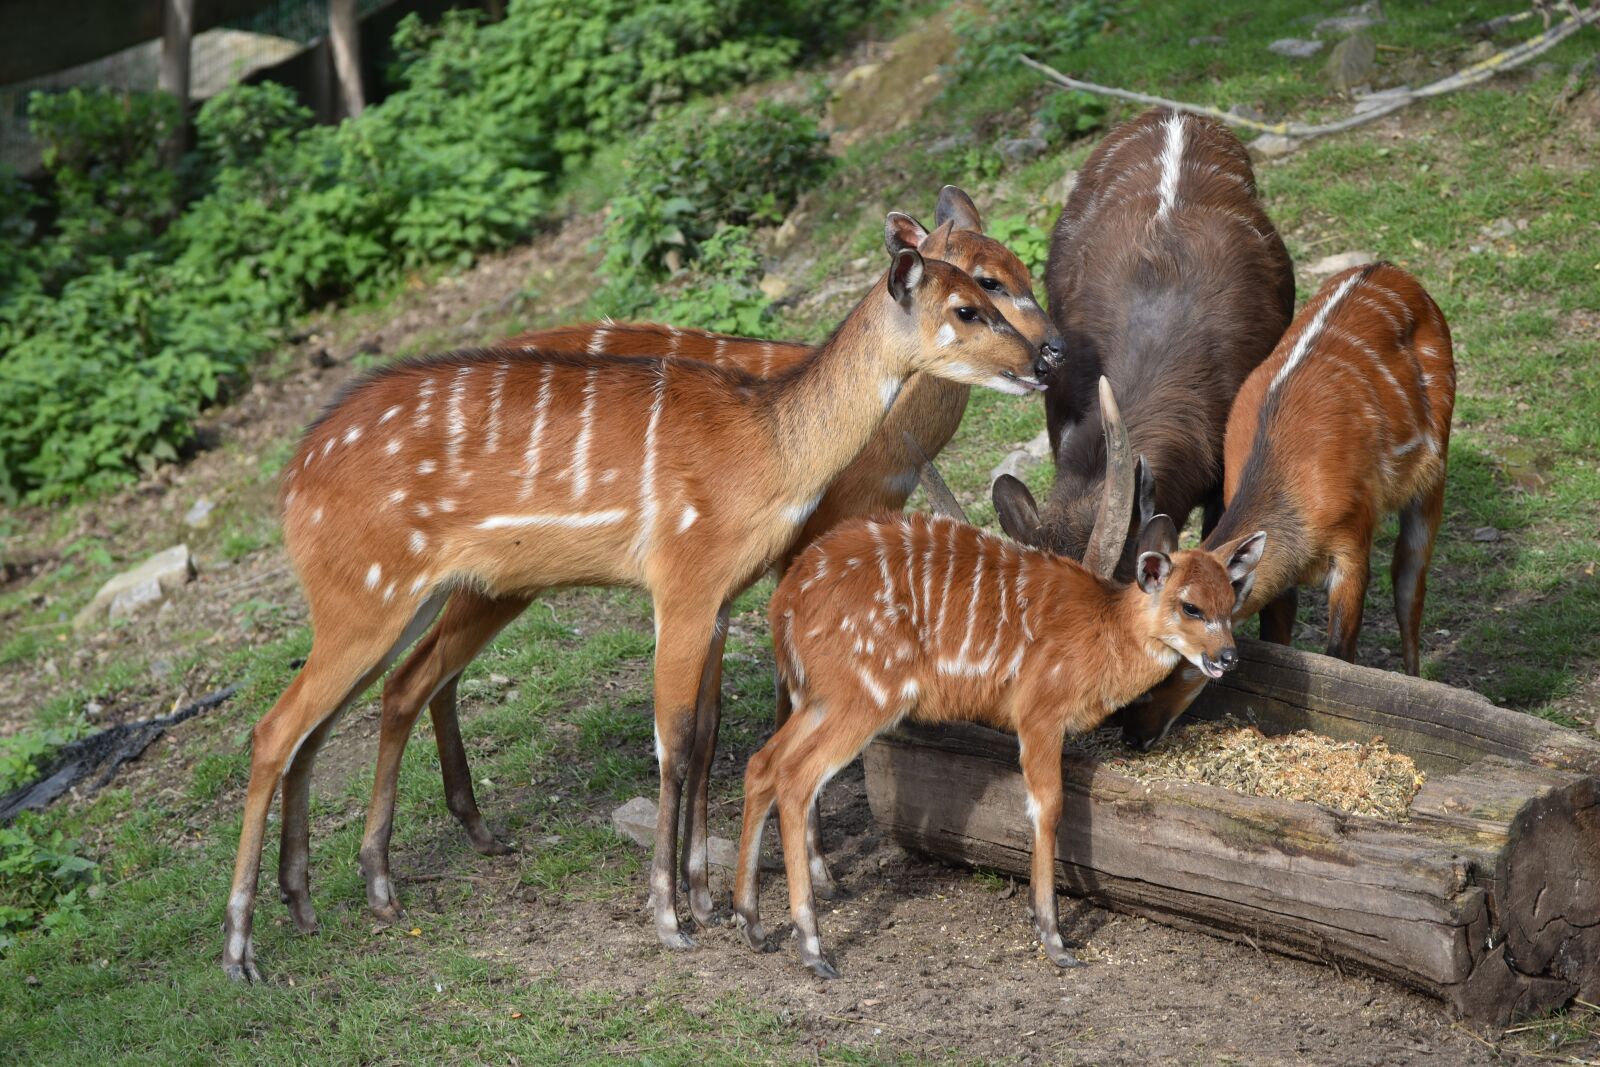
[862,639,1600,1025]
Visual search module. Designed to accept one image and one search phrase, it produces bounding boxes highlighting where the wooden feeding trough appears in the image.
[863,638,1600,1025]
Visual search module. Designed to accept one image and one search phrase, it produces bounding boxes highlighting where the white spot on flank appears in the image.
[677,505,699,533]
[321,438,335,458]
[410,575,429,595]
[366,563,382,590]
[1270,272,1363,394]
[312,507,324,525]
[436,498,456,513]
[343,426,362,445]
[408,530,426,554]
[1155,111,1186,221]
[388,489,406,505]
[418,460,437,475]
[476,510,628,530]
[414,502,432,518]
[855,665,889,707]
[934,323,958,348]
[386,438,401,456]
[383,582,396,603]
[378,405,403,426]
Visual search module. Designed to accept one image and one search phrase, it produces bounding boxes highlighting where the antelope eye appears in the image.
[978,277,1003,293]
[955,306,979,322]
[1181,602,1203,620]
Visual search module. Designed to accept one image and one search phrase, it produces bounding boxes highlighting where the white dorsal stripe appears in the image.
[1269,272,1364,394]
[570,369,598,498]
[477,510,628,530]
[1155,112,1186,221]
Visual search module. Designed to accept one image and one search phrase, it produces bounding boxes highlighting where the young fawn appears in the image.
[222,239,1049,981]
[353,188,1061,924]
[735,379,1267,978]
[1117,263,1455,749]
[994,106,1293,578]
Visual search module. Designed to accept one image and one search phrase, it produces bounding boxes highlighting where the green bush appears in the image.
[604,102,830,275]
[948,0,1111,83]
[599,225,775,335]
[0,820,96,955]
[194,81,312,174]
[28,88,183,277]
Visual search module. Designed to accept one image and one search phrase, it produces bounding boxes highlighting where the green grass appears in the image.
[3,0,1599,1059]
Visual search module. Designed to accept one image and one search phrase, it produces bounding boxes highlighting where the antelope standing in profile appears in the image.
[1118,263,1455,749]
[994,106,1294,578]
[735,379,1267,978]
[222,237,1049,981]
[351,188,1060,926]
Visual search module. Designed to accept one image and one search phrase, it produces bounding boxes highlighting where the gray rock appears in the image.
[1269,38,1324,59]
[75,545,196,631]
[758,273,792,301]
[609,797,773,870]
[1472,526,1502,543]
[184,497,215,528]
[1022,428,1052,461]
[1482,218,1517,239]
[990,450,1038,486]
[1249,133,1298,158]
[1325,32,1377,91]
[1227,103,1267,123]
[1306,250,1376,276]
[996,135,1048,164]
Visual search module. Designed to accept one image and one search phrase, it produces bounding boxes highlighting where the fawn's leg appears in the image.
[1018,717,1079,968]
[1392,480,1445,676]
[679,604,729,928]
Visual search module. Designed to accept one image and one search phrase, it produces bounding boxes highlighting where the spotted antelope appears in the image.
[351,187,1061,926]
[995,106,1294,578]
[735,379,1268,978]
[1117,262,1455,749]
[221,238,1047,981]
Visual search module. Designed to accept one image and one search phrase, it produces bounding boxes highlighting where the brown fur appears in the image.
[733,511,1264,977]
[219,244,1041,981]
[351,193,1060,922]
[1119,263,1456,748]
[996,107,1294,573]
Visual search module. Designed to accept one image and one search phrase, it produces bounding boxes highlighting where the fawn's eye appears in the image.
[1181,602,1203,620]
[978,277,1003,293]
[955,306,979,322]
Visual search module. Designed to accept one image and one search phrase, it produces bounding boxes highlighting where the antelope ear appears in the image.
[887,247,926,305]
[936,185,984,233]
[1135,456,1156,531]
[1136,550,1172,594]
[992,474,1042,546]
[885,211,930,254]
[1219,530,1267,582]
[1137,513,1179,558]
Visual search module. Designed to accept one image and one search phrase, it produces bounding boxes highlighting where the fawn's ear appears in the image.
[885,211,930,254]
[1135,456,1156,531]
[1136,549,1172,595]
[1216,530,1267,611]
[887,246,926,306]
[992,474,1042,546]
[935,185,984,233]
[1137,513,1179,558]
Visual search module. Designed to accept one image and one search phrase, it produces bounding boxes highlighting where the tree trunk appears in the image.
[160,0,194,157]
[329,0,365,119]
[862,639,1600,1026]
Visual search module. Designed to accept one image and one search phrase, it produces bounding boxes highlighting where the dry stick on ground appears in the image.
[1019,3,1600,145]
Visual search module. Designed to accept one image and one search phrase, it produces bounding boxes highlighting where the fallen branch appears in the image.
[0,683,239,823]
[1019,2,1600,143]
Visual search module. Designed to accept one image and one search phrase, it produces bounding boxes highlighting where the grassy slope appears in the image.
[4,0,1599,1060]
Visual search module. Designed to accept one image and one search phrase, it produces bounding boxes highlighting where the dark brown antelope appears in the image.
[993,106,1294,579]
[735,379,1267,977]
[222,238,1048,981]
[1118,262,1455,749]
[350,188,1060,925]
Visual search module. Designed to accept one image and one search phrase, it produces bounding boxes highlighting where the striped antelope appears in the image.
[1117,262,1455,749]
[995,106,1294,578]
[735,379,1268,978]
[353,187,1063,927]
[221,239,1049,982]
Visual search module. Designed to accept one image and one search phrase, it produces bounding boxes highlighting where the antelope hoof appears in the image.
[1041,935,1084,969]
[222,960,263,983]
[370,899,403,924]
[655,925,697,951]
[284,897,319,935]
[733,913,773,952]
[804,955,841,980]
[813,879,851,902]
[473,835,515,857]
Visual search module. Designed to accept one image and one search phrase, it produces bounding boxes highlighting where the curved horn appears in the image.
[1081,375,1134,579]
[902,432,969,524]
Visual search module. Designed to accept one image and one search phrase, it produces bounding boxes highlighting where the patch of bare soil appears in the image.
[396,752,1525,1067]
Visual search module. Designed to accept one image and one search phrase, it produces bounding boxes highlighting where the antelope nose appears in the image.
[1219,647,1239,671]
[1033,342,1063,380]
